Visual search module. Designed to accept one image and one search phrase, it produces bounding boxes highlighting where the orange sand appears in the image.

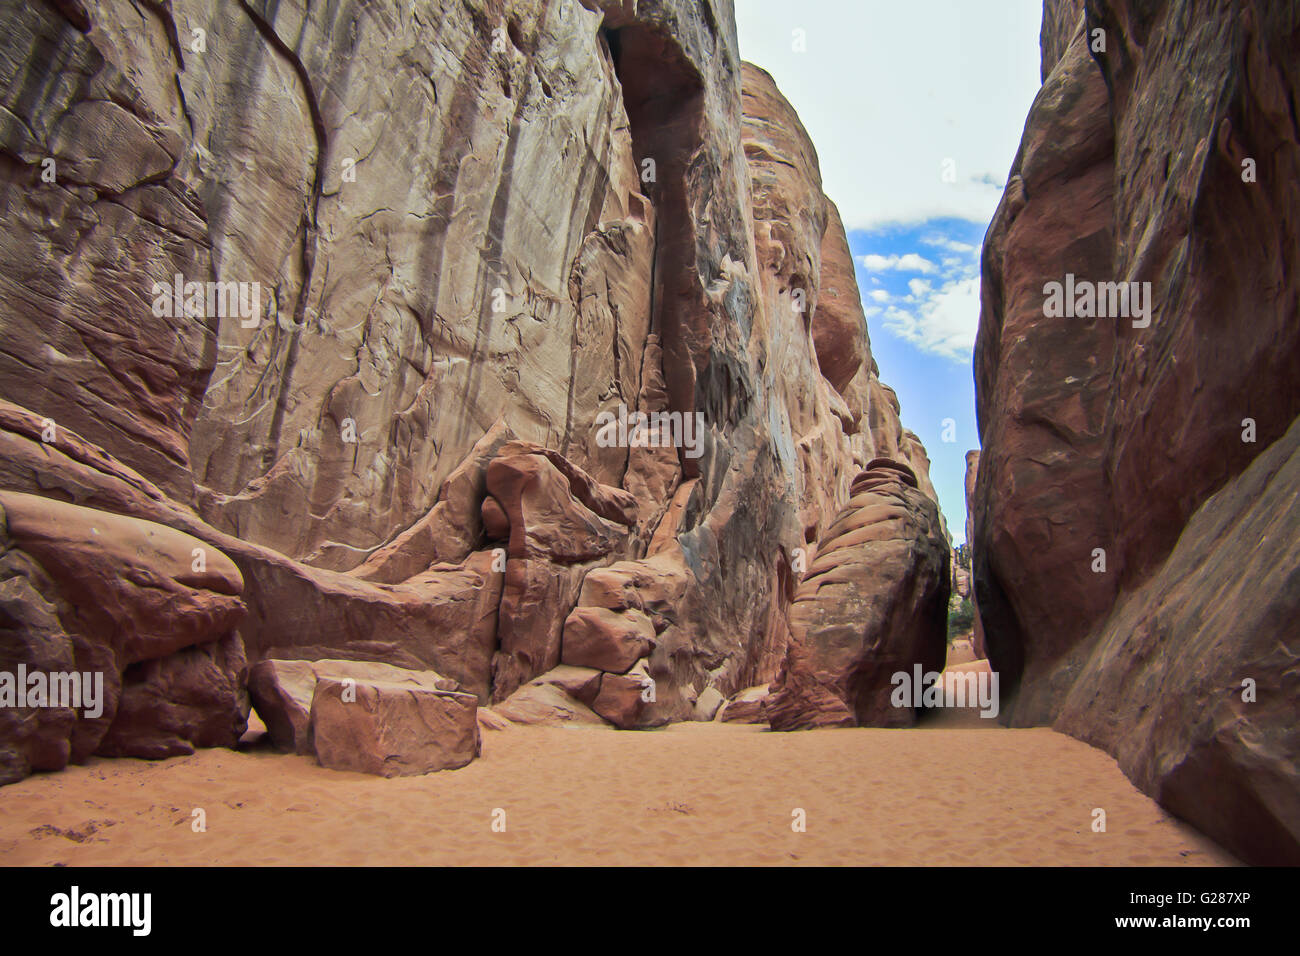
[0,718,1233,866]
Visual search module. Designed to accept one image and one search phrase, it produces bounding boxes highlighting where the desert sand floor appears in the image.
[0,710,1233,866]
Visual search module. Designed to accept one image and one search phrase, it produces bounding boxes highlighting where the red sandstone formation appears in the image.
[0,1,940,776]
[0,490,247,779]
[972,0,1300,863]
[766,461,951,729]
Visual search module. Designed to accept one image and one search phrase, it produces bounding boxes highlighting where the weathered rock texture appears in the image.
[311,677,480,777]
[0,1,939,774]
[0,490,248,779]
[248,658,460,754]
[767,461,951,730]
[972,0,1300,863]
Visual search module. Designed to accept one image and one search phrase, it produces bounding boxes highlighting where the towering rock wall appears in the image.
[972,0,1300,862]
[0,0,938,773]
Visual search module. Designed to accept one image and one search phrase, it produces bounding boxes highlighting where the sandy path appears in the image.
[0,719,1233,866]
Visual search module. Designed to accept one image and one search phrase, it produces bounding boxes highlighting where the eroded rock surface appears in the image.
[0,1,939,782]
[0,490,247,777]
[972,0,1300,863]
[767,462,951,730]
[311,678,480,777]
[248,658,459,754]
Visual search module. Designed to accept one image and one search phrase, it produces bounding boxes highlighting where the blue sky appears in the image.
[851,219,983,541]
[735,1,1044,542]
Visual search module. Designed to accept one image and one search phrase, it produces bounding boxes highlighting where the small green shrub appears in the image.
[947,597,975,642]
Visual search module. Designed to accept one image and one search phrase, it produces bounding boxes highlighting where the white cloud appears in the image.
[735,1,1043,230]
[882,276,981,361]
[907,278,931,297]
[868,288,891,303]
[922,235,979,254]
[860,252,937,273]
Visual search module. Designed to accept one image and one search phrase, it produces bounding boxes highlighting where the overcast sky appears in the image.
[736,0,1045,542]
[735,0,1044,230]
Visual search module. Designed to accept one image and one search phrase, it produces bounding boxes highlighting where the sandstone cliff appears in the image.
[0,0,940,777]
[972,0,1300,863]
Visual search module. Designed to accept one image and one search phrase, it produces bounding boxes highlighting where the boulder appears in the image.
[767,463,951,729]
[693,686,725,721]
[719,684,770,723]
[495,681,608,727]
[561,606,656,673]
[476,708,513,732]
[97,633,250,759]
[486,444,633,563]
[591,662,655,730]
[0,490,246,780]
[531,664,604,706]
[487,444,637,701]
[310,677,480,777]
[248,658,458,755]
[353,420,517,584]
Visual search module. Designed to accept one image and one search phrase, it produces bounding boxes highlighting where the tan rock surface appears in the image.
[310,677,480,777]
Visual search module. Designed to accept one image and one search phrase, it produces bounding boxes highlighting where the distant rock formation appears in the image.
[766,461,950,730]
[971,0,1300,863]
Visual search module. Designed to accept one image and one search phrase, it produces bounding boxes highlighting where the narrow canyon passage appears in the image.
[0,0,1295,879]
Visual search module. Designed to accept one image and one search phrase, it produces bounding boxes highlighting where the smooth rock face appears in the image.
[970,17,1118,716]
[813,202,869,396]
[962,449,985,658]
[973,0,1300,863]
[767,462,951,730]
[1055,416,1300,865]
[310,677,480,777]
